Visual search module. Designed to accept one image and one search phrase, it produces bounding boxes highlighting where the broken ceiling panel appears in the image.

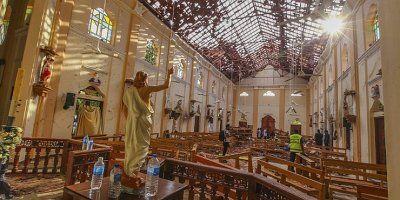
[140,0,346,82]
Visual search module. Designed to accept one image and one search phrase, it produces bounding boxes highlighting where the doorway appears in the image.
[261,115,275,133]
[194,115,200,132]
[374,117,386,164]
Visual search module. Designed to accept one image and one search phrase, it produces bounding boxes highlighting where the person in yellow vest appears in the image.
[289,129,304,172]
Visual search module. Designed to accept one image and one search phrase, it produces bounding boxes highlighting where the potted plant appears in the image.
[0,126,23,199]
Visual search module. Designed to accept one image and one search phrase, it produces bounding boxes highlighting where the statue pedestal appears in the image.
[121,172,145,195]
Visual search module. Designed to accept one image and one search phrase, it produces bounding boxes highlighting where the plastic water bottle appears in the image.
[145,154,160,197]
[90,157,105,191]
[82,135,89,150]
[109,164,122,198]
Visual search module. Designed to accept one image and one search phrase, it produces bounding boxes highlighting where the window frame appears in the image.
[372,11,381,42]
[88,8,113,44]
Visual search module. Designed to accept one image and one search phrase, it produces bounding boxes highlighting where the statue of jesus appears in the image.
[122,68,173,189]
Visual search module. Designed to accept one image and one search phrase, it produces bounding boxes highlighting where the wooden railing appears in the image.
[10,137,68,174]
[8,137,111,187]
[162,158,316,200]
[64,140,111,186]
[72,134,124,141]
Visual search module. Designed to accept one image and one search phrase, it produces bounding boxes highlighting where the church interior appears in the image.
[0,0,398,199]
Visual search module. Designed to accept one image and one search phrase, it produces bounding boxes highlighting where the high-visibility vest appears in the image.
[290,134,302,153]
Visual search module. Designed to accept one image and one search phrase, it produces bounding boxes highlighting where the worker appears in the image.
[289,129,304,172]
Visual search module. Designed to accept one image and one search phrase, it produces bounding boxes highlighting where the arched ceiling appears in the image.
[139,0,346,82]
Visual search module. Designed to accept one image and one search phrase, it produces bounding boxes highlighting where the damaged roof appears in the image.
[140,0,346,82]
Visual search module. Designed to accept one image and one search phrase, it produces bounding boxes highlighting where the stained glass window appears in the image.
[197,70,203,88]
[145,39,158,65]
[211,81,216,93]
[88,8,113,43]
[175,60,185,79]
[373,11,380,42]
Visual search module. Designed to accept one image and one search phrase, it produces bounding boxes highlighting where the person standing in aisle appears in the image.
[324,129,330,147]
[289,130,304,172]
[222,124,231,156]
[314,129,323,146]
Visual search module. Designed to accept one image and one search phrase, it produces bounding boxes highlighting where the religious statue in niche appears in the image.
[38,46,57,85]
[170,100,183,120]
[371,84,384,112]
[217,108,223,121]
[371,84,380,100]
[206,105,214,123]
[240,112,248,122]
[32,46,57,97]
[196,104,201,115]
[89,72,101,86]
[189,100,197,117]
[39,55,54,83]
[122,67,174,192]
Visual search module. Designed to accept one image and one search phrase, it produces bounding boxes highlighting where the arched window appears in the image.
[365,4,380,47]
[197,71,203,88]
[372,11,380,42]
[263,91,276,97]
[88,8,113,43]
[145,39,158,65]
[175,59,185,79]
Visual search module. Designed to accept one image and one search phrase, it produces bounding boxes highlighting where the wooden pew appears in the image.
[323,159,387,197]
[357,185,388,200]
[162,158,316,200]
[256,155,325,199]
[218,151,253,173]
[250,147,289,160]
[295,153,317,169]
[308,144,347,154]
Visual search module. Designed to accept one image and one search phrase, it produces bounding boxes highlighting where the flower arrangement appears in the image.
[0,127,23,160]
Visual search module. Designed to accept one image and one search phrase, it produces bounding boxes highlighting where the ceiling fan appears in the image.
[292,90,302,95]
[276,0,334,26]
[286,100,299,115]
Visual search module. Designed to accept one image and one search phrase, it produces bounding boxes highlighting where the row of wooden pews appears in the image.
[92,133,319,199]
[71,132,388,200]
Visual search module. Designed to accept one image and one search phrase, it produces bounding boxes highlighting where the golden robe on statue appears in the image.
[123,86,154,177]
